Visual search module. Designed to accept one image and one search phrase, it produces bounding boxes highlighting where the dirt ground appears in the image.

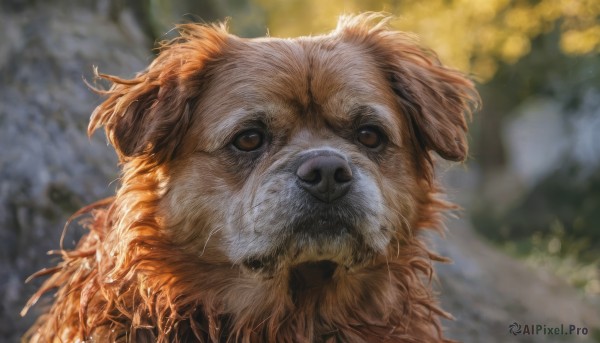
[436,217,600,343]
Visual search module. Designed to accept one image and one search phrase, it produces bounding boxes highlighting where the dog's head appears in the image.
[90,14,478,295]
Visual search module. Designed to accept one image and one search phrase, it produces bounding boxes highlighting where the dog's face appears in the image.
[166,37,416,275]
[90,17,476,291]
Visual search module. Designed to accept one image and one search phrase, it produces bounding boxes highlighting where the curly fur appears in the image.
[22,13,479,343]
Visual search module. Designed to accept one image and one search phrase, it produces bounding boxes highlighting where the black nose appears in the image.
[296,153,353,203]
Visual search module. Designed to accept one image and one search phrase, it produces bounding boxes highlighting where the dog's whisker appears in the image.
[200,226,222,256]
[384,253,393,288]
[398,212,413,238]
[229,198,269,227]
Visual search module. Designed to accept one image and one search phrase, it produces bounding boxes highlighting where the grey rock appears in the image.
[0,3,150,341]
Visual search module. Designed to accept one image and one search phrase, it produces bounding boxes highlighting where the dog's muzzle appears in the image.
[237,149,383,277]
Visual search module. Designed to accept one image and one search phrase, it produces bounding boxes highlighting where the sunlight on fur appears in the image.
[22,13,479,343]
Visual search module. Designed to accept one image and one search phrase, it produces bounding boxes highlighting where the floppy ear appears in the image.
[386,48,479,162]
[88,71,191,165]
[88,24,229,165]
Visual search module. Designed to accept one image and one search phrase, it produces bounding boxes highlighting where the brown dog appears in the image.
[23,13,478,342]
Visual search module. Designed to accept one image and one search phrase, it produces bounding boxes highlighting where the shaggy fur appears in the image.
[23,14,479,342]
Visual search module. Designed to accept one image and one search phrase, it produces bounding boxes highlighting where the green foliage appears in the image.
[480,165,600,252]
[137,0,599,82]
[248,0,600,81]
[473,165,600,295]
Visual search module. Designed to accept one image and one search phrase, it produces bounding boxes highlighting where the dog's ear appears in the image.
[336,14,480,162]
[88,70,191,165]
[385,47,479,162]
[88,24,228,164]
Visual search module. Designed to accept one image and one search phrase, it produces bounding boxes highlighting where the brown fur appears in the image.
[22,14,479,342]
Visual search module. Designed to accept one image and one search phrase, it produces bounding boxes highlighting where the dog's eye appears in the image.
[233,129,264,151]
[357,126,383,149]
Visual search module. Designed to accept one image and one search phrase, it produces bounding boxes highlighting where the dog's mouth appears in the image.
[243,258,340,290]
[289,260,338,290]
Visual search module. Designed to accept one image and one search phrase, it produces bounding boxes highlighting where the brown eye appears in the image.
[357,127,383,149]
[233,129,264,151]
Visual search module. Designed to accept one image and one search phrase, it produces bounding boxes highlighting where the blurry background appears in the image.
[0,0,598,342]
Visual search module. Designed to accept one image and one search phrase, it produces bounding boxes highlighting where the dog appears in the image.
[22,13,479,342]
